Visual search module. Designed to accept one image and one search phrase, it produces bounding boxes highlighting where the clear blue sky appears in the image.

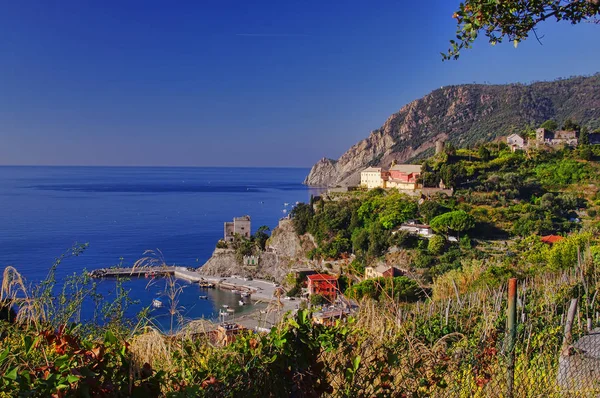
[1,1,599,167]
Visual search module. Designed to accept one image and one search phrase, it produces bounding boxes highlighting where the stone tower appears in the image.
[435,140,445,155]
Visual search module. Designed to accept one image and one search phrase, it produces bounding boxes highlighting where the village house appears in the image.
[397,221,434,238]
[360,167,385,189]
[224,215,251,242]
[307,274,339,301]
[386,164,422,190]
[536,128,578,147]
[506,134,526,151]
[364,264,403,279]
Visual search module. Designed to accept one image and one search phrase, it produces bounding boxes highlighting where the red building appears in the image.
[388,164,422,183]
[307,274,339,301]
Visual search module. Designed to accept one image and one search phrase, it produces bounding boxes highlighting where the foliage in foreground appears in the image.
[2,256,600,397]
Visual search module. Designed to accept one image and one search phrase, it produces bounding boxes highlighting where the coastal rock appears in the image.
[305,75,600,187]
[198,218,317,283]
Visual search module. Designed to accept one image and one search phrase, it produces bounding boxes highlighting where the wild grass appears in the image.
[1,248,599,397]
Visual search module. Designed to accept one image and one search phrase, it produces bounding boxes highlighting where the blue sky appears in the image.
[1,1,599,167]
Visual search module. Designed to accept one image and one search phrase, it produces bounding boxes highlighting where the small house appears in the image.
[397,221,434,238]
[364,264,403,280]
[507,134,525,151]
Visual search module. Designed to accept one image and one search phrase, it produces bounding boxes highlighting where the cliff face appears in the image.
[198,219,316,282]
[305,74,600,186]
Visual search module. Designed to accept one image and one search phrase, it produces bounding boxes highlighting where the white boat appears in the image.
[238,300,245,306]
[152,299,163,308]
[199,295,208,300]
[241,292,250,298]
[231,289,241,294]
[222,304,229,309]
[284,202,289,206]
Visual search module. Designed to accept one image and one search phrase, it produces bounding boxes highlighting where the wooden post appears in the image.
[507,278,517,398]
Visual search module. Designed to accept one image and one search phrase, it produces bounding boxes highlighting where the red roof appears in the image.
[307,273,338,281]
[541,235,564,244]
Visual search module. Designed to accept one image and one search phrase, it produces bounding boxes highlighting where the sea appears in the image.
[0,166,320,330]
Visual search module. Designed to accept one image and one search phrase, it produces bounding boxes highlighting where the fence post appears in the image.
[507,278,517,398]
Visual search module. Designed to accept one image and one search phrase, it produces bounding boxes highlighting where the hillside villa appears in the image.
[364,265,403,279]
[360,164,422,191]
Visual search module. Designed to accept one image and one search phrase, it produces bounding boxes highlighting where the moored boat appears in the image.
[152,299,163,308]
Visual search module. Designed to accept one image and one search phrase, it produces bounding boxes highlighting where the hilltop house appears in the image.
[360,167,385,189]
[307,274,339,301]
[536,128,578,147]
[364,265,403,280]
[507,134,526,151]
[224,215,251,242]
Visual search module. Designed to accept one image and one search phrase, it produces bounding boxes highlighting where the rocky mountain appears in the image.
[304,74,600,187]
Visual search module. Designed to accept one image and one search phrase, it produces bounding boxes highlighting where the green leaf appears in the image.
[0,348,9,364]
[67,374,80,384]
[353,355,361,372]
[104,330,117,344]
[4,367,18,381]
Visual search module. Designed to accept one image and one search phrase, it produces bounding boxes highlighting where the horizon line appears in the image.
[0,164,311,169]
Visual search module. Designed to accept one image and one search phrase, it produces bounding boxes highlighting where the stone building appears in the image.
[507,134,525,151]
[224,215,251,242]
[536,128,578,146]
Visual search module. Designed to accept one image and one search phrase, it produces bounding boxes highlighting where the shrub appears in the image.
[428,235,446,255]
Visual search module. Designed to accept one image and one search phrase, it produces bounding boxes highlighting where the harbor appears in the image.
[89,266,299,329]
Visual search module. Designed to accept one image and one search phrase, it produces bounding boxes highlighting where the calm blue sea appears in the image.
[0,166,317,329]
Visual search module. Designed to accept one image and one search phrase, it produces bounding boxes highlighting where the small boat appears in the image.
[199,295,208,300]
[238,300,245,306]
[227,308,235,313]
[241,292,250,298]
[222,304,229,309]
[152,299,163,308]
[231,289,241,294]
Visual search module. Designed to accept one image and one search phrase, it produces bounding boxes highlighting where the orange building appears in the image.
[307,274,339,301]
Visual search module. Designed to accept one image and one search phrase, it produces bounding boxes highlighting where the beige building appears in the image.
[364,264,403,279]
[360,167,385,189]
[224,215,251,242]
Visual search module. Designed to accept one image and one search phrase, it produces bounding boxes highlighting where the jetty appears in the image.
[89,266,210,284]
